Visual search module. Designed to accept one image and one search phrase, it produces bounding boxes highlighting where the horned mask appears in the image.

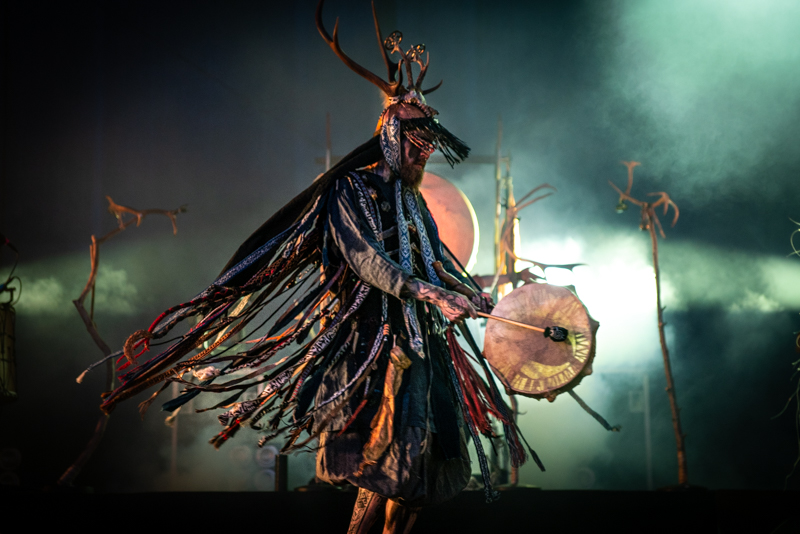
[316,0,470,174]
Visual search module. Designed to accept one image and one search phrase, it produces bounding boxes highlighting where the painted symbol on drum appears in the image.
[484,283,598,400]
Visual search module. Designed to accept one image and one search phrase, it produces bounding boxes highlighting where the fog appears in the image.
[1,0,798,492]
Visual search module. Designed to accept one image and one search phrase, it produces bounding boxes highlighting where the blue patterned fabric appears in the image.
[403,188,443,288]
[380,115,402,174]
[394,179,426,357]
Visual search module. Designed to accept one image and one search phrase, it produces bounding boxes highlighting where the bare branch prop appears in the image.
[58,197,186,487]
[609,161,688,487]
[620,160,640,196]
[773,218,800,488]
[488,184,557,295]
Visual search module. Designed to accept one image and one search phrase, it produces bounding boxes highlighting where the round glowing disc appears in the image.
[419,172,479,271]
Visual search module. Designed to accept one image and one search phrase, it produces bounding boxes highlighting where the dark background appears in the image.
[1,0,798,492]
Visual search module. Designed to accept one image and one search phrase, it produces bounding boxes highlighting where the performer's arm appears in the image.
[328,178,411,298]
[400,277,476,322]
[433,261,493,313]
[328,178,477,321]
[416,193,493,312]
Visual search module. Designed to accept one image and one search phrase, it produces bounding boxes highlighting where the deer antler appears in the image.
[317,0,442,99]
[398,41,442,95]
[620,160,640,196]
[371,2,398,85]
[417,53,442,95]
[422,81,443,95]
[317,0,400,97]
[647,191,680,227]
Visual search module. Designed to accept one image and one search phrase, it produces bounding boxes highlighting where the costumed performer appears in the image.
[91,2,542,532]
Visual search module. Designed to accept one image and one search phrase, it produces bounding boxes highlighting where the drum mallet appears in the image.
[476,312,569,342]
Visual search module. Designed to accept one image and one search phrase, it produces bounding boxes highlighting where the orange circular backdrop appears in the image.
[419,172,479,271]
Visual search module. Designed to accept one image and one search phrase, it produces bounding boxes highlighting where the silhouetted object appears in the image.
[0,234,19,403]
[567,390,621,432]
[0,302,16,403]
[609,160,688,486]
[58,197,186,487]
[774,218,800,487]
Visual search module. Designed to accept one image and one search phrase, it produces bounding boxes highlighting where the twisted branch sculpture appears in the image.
[609,161,688,487]
[58,197,186,487]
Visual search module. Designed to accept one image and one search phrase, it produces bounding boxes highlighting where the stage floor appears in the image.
[4,487,799,533]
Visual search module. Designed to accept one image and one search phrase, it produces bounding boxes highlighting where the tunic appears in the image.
[303,170,471,506]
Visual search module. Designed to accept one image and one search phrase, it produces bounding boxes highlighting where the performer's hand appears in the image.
[435,289,478,322]
[471,292,494,314]
[430,261,490,315]
[401,278,477,322]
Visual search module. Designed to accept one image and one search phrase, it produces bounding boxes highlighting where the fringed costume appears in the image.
[86,0,543,520]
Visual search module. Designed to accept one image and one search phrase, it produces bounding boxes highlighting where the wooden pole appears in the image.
[275,455,288,492]
[494,117,503,277]
[509,395,519,487]
[610,162,685,487]
[643,373,654,490]
[646,207,689,486]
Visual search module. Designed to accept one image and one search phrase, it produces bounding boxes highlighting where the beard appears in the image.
[399,162,425,189]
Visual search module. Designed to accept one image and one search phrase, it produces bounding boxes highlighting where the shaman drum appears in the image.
[419,172,479,272]
[484,283,599,402]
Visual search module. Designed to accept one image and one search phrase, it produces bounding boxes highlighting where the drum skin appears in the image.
[419,172,479,272]
[484,283,599,401]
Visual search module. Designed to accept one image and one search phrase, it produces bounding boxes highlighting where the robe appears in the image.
[95,148,526,505]
[308,170,471,506]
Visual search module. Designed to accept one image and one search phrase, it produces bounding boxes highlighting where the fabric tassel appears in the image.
[137,381,171,419]
[456,322,541,469]
[195,391,244,413]
[257,429,284,448]
[446,329,503,435]
[122,329,154,367]
[279,426,305,454]
[401,117,470,168]
[444,348,499,503]
[209,419,241,449]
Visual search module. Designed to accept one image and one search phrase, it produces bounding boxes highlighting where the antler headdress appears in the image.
[316,0,441,101]
[316,0,469,173]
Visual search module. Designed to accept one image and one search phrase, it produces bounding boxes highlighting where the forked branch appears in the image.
[609,161,688,486]
[59,196,186,487]
[76,198,187,306]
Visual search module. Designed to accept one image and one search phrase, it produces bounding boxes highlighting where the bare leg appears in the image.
[383,499,419,534]
[348,487,386,534]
